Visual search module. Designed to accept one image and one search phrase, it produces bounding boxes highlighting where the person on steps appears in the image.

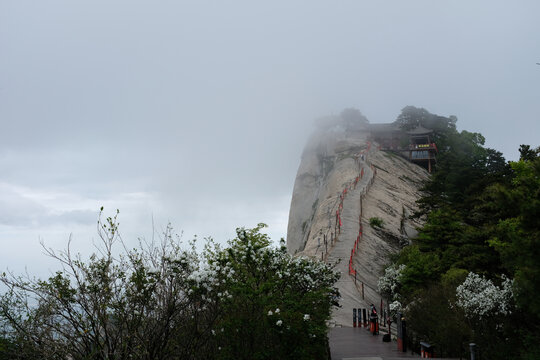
[369,304,379,335]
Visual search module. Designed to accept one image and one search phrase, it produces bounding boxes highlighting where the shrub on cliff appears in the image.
[369,217,384,229]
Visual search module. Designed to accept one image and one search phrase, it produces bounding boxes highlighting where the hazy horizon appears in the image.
[1,1,539,276]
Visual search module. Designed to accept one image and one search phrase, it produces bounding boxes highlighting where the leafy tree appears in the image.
[206,224,339,360]
[340,108,369,130]
[417,132,508,215]
[0,212,339,360]
[377,264,405,300]
[394,245,440,295]
[381,104,540,359]
[1,210,214,359]
[382,142,540,359]
[394,105,457,150]
[406,281,470,358]
[518,144,540,161]
[489,149,540,319]
[454,272,517,359]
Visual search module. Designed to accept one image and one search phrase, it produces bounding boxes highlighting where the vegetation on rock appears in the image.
[369,217,385,229]
[381,106,540,359]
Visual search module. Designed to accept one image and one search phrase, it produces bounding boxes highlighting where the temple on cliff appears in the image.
[368,123,438,172]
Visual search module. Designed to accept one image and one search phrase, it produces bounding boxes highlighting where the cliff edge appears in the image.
[286,115,429,326]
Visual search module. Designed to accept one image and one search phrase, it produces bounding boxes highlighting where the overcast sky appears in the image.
[1,1,539,276]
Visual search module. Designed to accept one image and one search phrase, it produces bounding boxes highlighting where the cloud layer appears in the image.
[1,0,539,275]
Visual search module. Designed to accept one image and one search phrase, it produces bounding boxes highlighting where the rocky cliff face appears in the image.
[286,116,429,326]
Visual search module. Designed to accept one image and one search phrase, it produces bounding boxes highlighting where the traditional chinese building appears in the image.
[406,126,437,173]
[368,123,438,172]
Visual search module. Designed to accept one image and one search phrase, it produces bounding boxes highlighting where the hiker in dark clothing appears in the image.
[369,304,379,335]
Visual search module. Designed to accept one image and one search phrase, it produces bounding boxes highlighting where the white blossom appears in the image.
[303,314,310,321]
[276,320,282,326]
[377,264,406,300]
[389,300,402,319]
[456,272,514,320]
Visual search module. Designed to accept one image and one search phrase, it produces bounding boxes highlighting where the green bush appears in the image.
[369,217,384,228]
[206,224,339,360]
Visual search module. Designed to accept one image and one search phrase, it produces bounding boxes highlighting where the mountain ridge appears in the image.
[286,117,429,326]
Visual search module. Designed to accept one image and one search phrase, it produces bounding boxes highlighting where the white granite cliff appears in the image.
[286,117,429,327]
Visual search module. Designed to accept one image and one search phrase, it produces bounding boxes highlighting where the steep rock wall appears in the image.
[286,119,429,326]
[287,124,367,255]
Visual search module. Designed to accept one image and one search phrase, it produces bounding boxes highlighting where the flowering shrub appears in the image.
[389,300,402,319]
[0,212,339,360]
[455,272,514,320]
[205,223,340,360]
[377,263,406,301]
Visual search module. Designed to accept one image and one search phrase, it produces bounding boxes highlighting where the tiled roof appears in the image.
[368,123,400,133]
[406,125,433,135]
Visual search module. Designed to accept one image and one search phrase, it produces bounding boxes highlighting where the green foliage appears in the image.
[382,106,540,359]
[489,154,540,319]
[518,144,540,161]
[377,263,405,301]
[0,214,339,360]
[207,224,339,360]
[393,144,540,359]
[440,268,468,288]
[405,282,470,358]
[340,108,369,129]
[394,106,457,134]
[369,217,384,229]
[395,246,440,295]
[417,131,509,217]
[1,211,211,359]
[415,208,501,274]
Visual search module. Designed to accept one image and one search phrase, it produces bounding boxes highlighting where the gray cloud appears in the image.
[0,183,98,227]
[0,184,48,227]
[1,0,539,275]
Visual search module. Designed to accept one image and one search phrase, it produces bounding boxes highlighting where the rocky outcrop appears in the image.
[286,116,429,326]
